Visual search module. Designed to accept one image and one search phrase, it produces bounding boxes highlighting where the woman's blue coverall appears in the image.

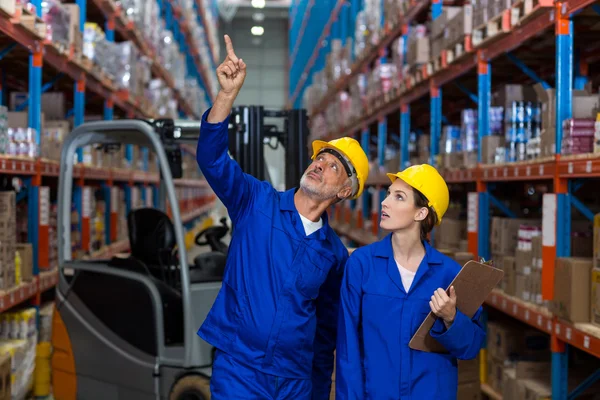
[196,109,348,399]
[336,235,486,399]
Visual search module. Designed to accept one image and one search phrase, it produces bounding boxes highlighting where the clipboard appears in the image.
[408,260,504,353]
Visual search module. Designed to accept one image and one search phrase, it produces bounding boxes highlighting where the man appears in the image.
[196,34,369,400]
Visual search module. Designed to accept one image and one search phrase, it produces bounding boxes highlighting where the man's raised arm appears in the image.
[197,34,267,224]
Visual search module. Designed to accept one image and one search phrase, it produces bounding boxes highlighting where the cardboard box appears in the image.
[523,378,552,400]
[502,256,516,296]
[487,357,506,394]
[553,257,593,323]
[591,267,600,327]
[444,5,473,48]
[457,381,481,400]
[481,135,505,164]
[516,273,529,301]
[493,84,538,109]
[531,236,543,271]
[491,218,540,256]
[431,6,462,38]
[437,219,466,249]
[407,37,430,65]
[458,357,480,384]
[515,249,533,276]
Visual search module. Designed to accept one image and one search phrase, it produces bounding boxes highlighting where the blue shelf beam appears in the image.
[568,368,600,400]
[453,82,478,104]
[489,192,516,219]
[429,87,442,167]
[506,52,551,89]
[0,43,16,61]
[477,58,490,162]
[400,105,410,170]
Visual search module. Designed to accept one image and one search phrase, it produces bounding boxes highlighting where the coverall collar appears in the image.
[280,188,330,241]
[373,233,442,295]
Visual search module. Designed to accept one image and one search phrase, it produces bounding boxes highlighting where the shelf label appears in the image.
[9,293,13,304]
[491,294,497,305]
[586,161,592,173]
[512,304,517,315]
[525,310,530,321]
[39,187,50,226]
[547,321,552,332]
[514,167,519,176]
[467,193,478,233]
[542,194,556,247]
[11,161,15,170]
[537,315,542,326]
[568,162,573,174]
[146,187,153,207]
[555,324,561,335]
[502,298,507,309]
[584,336,590,349]
[0,298,4,309]
[0,160,4,170]
[566,328,572,340]
[503,168,508,177]
[526,166,531,176]
[539,165,544,175]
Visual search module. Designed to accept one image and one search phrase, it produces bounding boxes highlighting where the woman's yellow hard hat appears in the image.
[312,137,369,200]
[386,164,449,225]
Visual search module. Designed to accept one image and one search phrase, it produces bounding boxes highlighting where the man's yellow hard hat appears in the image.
[386,164,449,225]
[311,137,369,200]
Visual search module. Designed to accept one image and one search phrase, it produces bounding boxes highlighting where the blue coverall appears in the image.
[196,109,348,399]
[336,235,486,399]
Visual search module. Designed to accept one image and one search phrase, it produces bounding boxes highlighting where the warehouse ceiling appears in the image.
[217,0,289,21]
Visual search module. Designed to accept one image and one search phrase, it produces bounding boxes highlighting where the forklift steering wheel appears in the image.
[194,225,228,247]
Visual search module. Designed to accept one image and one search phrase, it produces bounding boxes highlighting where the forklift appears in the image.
[52,108,310,399]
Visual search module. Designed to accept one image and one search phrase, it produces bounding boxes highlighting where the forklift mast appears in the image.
[227,106,310,190]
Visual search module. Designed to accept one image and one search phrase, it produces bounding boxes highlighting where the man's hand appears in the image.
[207,34,247,123]
[217,34,246,96]
[430,286,457,328]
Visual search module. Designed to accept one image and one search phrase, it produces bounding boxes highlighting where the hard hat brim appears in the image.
[386,172,443,225]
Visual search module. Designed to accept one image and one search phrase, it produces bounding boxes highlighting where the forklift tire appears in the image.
[169,375,211,400]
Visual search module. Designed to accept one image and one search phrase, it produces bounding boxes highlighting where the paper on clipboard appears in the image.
[408,260,504,353]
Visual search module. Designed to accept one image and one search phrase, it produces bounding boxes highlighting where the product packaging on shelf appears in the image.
[552,257,593,323]
[40,0,70,50]
[444,5,473,51]
[561,118,595,155]
[406,25,429,66]
[0,191,16,290]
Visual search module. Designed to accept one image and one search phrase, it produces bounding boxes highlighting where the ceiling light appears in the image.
[251,26,264,36]
[251,0,265,8]
[252,12,265,21]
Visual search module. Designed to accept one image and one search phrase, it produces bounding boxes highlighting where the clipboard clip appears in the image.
[479,257,494,267]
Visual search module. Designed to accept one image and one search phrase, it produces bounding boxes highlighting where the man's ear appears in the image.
[414,207,429,222]
[337,185,352,200]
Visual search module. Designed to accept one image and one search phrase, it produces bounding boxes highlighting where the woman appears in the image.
[335,164,485,399]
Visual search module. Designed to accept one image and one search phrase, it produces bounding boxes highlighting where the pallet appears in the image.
[510,0,554,27]
[472,10,512,48]
[445,35,473,64]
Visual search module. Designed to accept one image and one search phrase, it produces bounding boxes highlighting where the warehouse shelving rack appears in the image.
[289,0,600,397]
[0,0,218,339]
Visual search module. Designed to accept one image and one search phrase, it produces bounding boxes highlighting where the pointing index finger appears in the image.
[224,34,239,62]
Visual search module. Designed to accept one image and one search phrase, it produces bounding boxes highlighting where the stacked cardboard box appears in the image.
[406,25,429,66]
[444,5,473,50]
[552,257,593,323]
[502,361,552,400]
[0,192,16,290]
[457,357,481,399]
[486,319,550,395]
[430,7,461,60]
[435,219,467,251]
